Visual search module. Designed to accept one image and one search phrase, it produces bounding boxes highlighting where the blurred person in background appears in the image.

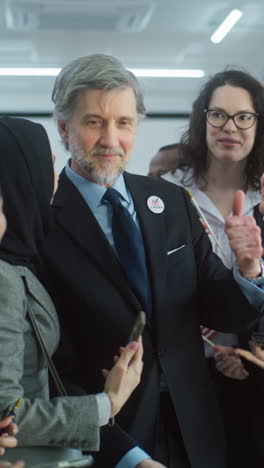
[148,143,183,178]
[0,193,23,468]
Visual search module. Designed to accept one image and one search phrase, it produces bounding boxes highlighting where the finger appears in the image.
[0,418,12,430]
[235,348,264,369]
[222,361,244,377]
[214,345,235,354]
[134,338,143,362]
[214,345,226,353]
[0,435,17,448]
[231,368,249,380]
[214,347,236,358]
[232,190,245,216]
[118,342,139,367]
[214,353,225,362]
[8,423,18,436]
[216,355,241,369]
[102,368,109,379]
[12,462,25,468]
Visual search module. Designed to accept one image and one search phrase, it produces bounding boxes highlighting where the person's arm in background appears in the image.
[213,189,264,380]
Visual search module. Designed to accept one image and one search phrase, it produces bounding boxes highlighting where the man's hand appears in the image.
[225,190,263,278]
[136,460,167,467]
[214,345,249,380]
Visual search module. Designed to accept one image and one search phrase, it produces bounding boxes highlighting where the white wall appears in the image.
[32,116,189,176]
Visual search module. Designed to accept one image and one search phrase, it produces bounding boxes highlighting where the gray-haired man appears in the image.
[43,54,264,468]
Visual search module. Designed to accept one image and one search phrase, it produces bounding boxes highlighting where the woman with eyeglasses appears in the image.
[163,69,264,468]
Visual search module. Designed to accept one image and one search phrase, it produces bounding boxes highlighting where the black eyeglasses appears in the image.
[204,109,259,130]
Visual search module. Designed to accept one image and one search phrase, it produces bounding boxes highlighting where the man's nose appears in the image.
[99,124,119,148]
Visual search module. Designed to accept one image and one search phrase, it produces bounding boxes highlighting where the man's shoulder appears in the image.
[124,171,185,194]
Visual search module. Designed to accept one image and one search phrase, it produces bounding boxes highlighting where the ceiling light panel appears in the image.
[5,0,156,32]
[210,9,243,43]
[130,68,205,78]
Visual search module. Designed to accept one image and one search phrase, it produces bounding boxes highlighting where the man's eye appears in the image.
[119,120,130,126]
[86,119,102,126]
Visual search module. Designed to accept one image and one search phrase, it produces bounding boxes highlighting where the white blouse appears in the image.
[163,168,261,356]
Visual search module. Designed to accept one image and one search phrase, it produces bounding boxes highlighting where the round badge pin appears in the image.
[147,196,165,214]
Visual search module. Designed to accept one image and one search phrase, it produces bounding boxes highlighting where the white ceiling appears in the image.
[0,0,264,114]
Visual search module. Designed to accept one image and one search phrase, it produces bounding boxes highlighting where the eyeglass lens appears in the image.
[206,110,257,129]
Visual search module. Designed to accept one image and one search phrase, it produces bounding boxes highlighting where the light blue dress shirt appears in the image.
[65,163,139,251]
[65,162,264,467]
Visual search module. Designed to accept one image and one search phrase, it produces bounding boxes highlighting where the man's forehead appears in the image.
[74,87,137,113]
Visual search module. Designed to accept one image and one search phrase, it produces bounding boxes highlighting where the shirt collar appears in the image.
[65,159,129,211]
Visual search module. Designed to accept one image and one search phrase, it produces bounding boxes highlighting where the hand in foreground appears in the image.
[214,345,249,380]
[0,417,18,455]
[136,460,167,467]
[0,463,24,468]
[235,340,264,370]
[225,190,263,278]
[103,337,143,417]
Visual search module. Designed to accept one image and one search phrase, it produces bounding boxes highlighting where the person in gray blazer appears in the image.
[0,116,143,468]
[0,198,23,468]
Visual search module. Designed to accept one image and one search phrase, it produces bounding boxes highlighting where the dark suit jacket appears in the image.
[43,170,261,468]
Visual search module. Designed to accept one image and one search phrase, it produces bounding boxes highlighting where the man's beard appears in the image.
[70,139,127,186]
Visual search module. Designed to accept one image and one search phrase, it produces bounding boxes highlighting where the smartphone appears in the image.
[252,332,264,349]
[33,455,94,468]
[127,310,146,343]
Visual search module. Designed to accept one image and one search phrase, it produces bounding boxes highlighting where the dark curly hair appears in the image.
[178,68,264,190]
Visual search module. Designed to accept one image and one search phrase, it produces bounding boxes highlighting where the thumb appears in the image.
[232,190,245,216]
[0,417,12,429]
[118,341,138,366]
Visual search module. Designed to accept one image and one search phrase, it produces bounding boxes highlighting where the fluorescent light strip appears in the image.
[0,68,61,76]
[210,9,242,44]
[129,68,205,78]
[0,67,205,78]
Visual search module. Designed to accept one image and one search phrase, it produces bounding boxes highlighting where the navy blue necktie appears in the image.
[103,188,151,318]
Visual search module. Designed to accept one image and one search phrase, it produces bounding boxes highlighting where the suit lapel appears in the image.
[53,171,141,312]
[124,173,168,311]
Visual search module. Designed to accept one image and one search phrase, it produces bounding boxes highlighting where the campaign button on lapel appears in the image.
[147,196,165,214]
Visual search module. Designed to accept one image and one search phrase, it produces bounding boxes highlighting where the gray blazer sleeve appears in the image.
[0,260,102,451]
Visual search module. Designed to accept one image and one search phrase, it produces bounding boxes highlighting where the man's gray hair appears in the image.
[52,54,145,122]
